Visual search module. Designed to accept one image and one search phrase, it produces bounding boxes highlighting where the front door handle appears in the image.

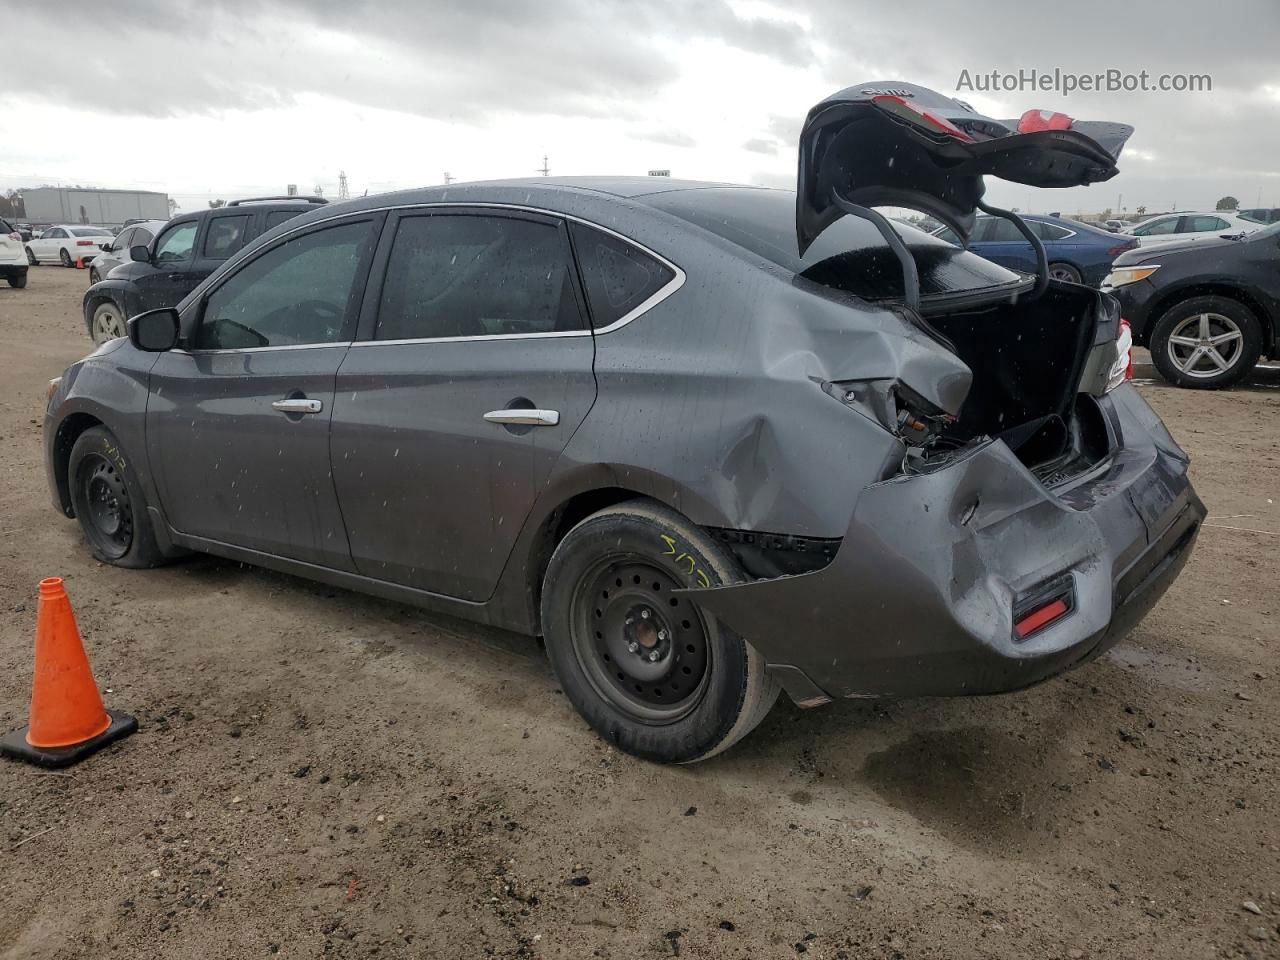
[272,398,323,415]
[483,408,560,426]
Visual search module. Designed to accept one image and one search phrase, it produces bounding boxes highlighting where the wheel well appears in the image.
[1139,283,1274,352]
[528,487,648,634]
[52,413,104,516]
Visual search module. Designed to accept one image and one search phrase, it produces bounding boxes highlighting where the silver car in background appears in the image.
[90,219,168,283]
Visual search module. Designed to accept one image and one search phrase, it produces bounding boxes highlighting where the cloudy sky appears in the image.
[4,0,1279,218]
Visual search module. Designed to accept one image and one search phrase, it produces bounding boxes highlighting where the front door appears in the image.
[133,219,200,313]
[147,215,382,568]
[330,208,597,601]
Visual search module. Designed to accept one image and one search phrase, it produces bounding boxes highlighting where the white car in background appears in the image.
[24,225,115,267]
[0,217,29,288]
[1124,211,1259,245]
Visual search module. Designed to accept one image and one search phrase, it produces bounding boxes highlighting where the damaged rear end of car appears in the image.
[671,83,1204,705]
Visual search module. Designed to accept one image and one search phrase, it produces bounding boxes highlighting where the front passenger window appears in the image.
[155,222,197,262]
[195,220,373,350]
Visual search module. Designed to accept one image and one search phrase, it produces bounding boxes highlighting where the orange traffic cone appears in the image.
[74,256,85,269]
[1,578,137,768]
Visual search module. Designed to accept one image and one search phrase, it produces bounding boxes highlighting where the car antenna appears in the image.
[830,189,921,314]
[976,200,1049,300]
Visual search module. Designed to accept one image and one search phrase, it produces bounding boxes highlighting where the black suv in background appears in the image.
[82,196,327,344]
[1104,220,1280,388]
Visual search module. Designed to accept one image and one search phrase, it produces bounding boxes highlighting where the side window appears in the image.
[374,213,585,340]
[46,228,65,239]
[108,228,132,252]
[264,210,302,230]
[1186,215,1227,232]
[203,215,249,259]
[155,222,198,262]
[195,220,374,350]
[983,219,1025,242]
[569,222,675,328]
[1134,218,1177,236]
[1037,223,1071,241]
[132,227,154,246]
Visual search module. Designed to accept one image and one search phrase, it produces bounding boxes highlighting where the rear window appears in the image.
[71,227,113,237]
[570,222,675,327]
[265,210,304,230]
[645,187,1020,300]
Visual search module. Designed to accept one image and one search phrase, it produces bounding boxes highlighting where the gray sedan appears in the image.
[89,219,168,284]
[43,84,1203,762]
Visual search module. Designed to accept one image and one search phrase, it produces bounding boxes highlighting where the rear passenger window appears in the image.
[204,215,249,259]
[375,213,586,340]
[570,223,675,328]
[1036,223,1072,241]
[265,210,303,230]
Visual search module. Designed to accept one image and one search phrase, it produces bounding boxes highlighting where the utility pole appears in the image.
[338,171,349,200]
[443,171,455,185]
[537,155,550,177]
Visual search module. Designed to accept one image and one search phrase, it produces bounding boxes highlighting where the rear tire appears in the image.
[68,426,168,568]
[1149,295,1261,389]
[541,499,778,763]
[1048,262,1082,283]
[7,271,26,289]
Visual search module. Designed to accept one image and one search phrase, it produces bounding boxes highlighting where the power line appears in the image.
[338,171,349,200]
[537,155,550,177]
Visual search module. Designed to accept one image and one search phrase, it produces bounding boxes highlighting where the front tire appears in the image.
[541,499,778,763]
[68,426,167,568]
[60,248,74,267]
[90,300,126,344]
[1149,296,1261,389]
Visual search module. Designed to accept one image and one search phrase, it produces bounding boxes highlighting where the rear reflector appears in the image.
[1014,598,1069,639]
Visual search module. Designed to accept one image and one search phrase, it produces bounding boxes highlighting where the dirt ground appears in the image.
[1,266,1276,960]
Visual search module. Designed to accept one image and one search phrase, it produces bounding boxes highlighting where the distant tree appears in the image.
[168,198,178,215]
[1100,208,1112,219]
[1215,196,1239,211]
[1,190,24,218]
[1136,205,1146,217]
[208,199,226,208]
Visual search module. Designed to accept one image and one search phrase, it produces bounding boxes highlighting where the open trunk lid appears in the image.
[796,81,1132,255]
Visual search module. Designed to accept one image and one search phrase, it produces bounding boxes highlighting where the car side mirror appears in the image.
[128,308,180,352]
[129,244,151,263]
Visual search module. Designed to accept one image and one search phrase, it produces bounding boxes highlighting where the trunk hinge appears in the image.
[831,189,921,314]
[976,200,1049,300]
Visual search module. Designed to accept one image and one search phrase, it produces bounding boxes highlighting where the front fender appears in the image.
[82,278,130,333]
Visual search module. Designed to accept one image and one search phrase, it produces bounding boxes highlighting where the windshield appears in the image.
[71,227,113,237]
[644,188,1021,300]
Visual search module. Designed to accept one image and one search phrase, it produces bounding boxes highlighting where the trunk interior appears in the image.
[923,286,1109,478]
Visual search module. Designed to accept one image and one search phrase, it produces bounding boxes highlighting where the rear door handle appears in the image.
[483,409,560,426]
[272,398,323,415]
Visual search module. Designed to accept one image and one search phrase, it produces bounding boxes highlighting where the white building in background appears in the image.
[23,187,170,227]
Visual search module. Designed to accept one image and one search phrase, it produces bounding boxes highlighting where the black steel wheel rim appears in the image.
[570,556,712,724]
[80,454,133,558]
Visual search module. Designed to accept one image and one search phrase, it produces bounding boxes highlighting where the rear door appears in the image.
[33,226,64,262]
[189,210,252,286]
[147,214,382,567]
[329,207,597,601]
[968,217,1040,273]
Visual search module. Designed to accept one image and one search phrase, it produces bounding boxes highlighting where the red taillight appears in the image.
[1014,598,1069,639]
[1017,109,1074,133]
[7,232,19,241]
[872,95,975,142]
[76,240,94,246]
[1106,239,1138,256]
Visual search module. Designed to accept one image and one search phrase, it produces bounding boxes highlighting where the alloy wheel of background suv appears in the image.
[1149,295,1263,389]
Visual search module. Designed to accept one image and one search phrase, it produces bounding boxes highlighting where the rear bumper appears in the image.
[685,385,1203,701]
[0,264,26,277]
